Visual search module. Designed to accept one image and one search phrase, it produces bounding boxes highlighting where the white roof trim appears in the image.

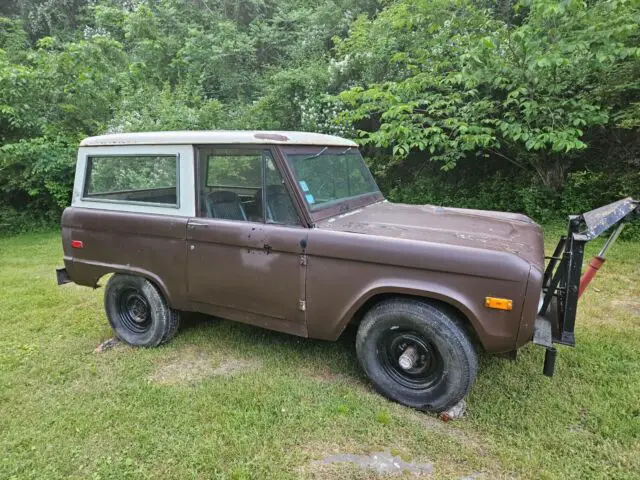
[80,130,358,147]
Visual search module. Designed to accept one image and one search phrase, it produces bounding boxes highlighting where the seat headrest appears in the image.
[209,190,239,203]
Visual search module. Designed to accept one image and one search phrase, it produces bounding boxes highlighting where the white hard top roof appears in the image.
[80,130,358,147]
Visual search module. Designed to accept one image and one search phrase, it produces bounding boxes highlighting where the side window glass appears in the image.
[84,155,178,206]
[264,156,300,225]
[200,150,262,221]
[198,149,299,225]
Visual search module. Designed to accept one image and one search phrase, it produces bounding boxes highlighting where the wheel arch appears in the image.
[68,260,179,309]
[101,269,173,304]
[331,286,486,349]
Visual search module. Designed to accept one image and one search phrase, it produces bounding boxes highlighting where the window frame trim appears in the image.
[194,145,305,227]
[72,144,195,217]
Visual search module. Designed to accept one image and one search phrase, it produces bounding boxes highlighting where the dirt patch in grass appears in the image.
[303,365,360,385]
[301,443,492,479]
[212,357,258,376]
[409,411,505,474]
[94,337,123,353]
[612,300,640,316]
[313,450,433,476]
[299,442,431,479]
[402,407,480,443]
[150,347,260,385]
[298,408,504,479]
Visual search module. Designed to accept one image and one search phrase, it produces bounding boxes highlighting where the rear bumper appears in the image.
[56,267,71,285]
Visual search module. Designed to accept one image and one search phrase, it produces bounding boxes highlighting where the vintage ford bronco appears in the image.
[57,131,638,412]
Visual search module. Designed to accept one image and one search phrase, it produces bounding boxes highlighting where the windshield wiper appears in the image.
[298,146,353,162]
[298,146,328,162]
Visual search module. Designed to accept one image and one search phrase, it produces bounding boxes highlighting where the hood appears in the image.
[316,201,544,269]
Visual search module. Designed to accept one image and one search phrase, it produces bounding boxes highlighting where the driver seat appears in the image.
[206,190,247,220]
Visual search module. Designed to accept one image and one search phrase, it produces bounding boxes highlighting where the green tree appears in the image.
[335,0,640,191]
[1,0,638,233]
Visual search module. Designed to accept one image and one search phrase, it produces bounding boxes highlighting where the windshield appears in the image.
[284,147,380,212]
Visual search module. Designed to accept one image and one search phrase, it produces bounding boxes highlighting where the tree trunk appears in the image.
[531,154,567,193]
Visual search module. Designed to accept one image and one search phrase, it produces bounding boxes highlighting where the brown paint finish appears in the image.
[61,136,547,355]
[315,201,544,268]
[303,227,533,351]
[186,218,306,329]
[61,208,189,309]
[303,201,544,350]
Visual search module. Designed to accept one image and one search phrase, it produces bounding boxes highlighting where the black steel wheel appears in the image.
[378,330,444,390]
[117,288,152,334]
[356,298,477,413]
[104,274,179,347]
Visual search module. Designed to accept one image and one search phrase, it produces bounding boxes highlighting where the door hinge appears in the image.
[299,254,307,266]
[298,299,306,311]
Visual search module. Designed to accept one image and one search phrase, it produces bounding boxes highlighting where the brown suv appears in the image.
[57,130,638,412]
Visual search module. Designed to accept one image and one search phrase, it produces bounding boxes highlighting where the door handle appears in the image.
[189,222,208,228]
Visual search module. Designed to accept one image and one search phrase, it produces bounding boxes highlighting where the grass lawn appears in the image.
[0,229,638,479]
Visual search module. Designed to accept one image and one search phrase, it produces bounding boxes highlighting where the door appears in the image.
[186,147,308,336]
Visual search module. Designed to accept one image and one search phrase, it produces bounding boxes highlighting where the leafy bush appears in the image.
[384,161,638,226]
[0,207,61,236]
[0,136,77,233]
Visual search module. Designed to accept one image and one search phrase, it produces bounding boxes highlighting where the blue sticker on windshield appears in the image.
[299,180,309,192]
[305,193,315,204]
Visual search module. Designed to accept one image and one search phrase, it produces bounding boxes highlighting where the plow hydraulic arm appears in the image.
[578,221,627,298]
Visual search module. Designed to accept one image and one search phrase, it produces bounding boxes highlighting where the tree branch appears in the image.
[486,148,527,171]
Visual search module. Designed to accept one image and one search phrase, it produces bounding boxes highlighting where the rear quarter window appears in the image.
[84,155,179,206]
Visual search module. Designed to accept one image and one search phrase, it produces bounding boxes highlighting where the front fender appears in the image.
[316,276,526,353]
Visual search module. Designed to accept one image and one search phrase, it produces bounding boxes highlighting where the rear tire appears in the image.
[104,274,179,347]
[356,298,477,412]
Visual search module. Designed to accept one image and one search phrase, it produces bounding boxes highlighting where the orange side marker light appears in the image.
[484,297,513,311]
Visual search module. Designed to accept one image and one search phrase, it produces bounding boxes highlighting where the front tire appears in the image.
[104,274,179,347]
[356,298,477,413]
